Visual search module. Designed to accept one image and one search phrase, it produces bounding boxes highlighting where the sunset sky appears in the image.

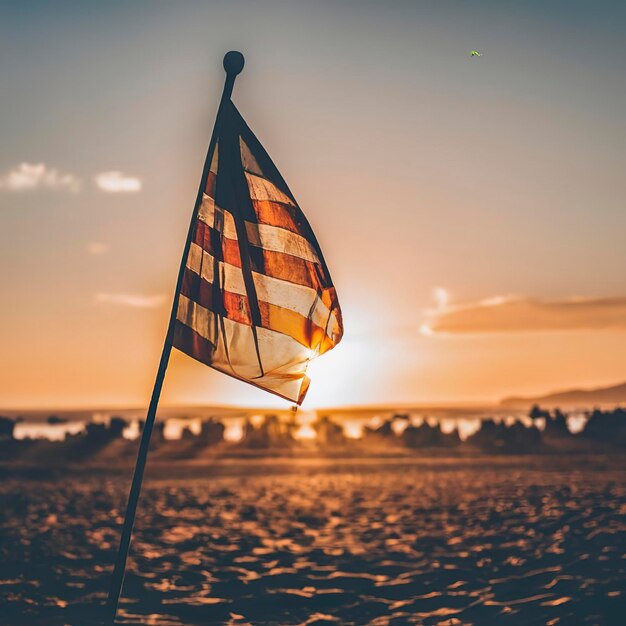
[1,1,625,409]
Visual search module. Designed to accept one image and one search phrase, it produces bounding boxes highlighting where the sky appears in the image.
[1,0,625,410]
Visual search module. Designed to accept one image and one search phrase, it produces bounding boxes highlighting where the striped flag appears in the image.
[172,100,343,404]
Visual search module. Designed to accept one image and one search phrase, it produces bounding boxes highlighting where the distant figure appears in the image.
[531,406,572,439]
[402,421,460,448]
[402,421,438,448]
[583,407,626,446]
[198,418,225,446]
[316,415,345,447]
[81,417,127,444]
[109,417,127,438]
[468,418,540,452]
[47,415,67,425]
[0,416,15,441]
[240,414,293,448]
[543,408,571,438]
[374,419,395,438]
[63,416,130,459]
[181,426,195,441]
[529,405,550,423]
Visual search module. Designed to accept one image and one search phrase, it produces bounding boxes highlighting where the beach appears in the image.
[1,455,624,625]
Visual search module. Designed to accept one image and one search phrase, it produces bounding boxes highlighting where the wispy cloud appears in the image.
[86,242,109,255]
[95,293,166,308]
[0,164,144,194]
[0,162,80,192]
[423,295,626,334]
[94,171,142,193]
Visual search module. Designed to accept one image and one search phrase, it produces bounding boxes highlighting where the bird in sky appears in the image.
[470,50,483,57]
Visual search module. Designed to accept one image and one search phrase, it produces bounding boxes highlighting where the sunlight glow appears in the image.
[294,424,316,440]
[223,418,245,442]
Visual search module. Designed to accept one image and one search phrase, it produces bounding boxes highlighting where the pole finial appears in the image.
[223,51,245,76]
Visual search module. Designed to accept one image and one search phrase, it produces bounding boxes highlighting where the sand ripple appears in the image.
[1,460,625,624]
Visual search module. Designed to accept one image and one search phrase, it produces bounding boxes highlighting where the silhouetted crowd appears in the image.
[0,405,625,460]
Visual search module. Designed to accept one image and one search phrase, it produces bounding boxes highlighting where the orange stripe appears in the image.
[251,199,302,234]
[259,301,335,352]
[319,286,338,312]
[180,267,336,351]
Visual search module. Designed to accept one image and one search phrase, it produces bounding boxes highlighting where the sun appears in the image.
[301,341,358,409]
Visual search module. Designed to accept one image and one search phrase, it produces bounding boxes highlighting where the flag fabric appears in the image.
[171,101,343,404]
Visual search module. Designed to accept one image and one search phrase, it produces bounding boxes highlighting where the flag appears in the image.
[171,100,343,404]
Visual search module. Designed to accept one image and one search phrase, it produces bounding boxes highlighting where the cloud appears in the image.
[86,242,109,255]
[0,162,80,192]
[432,287,450,311]
[95,293,166,308]
[95,171,142,193]
[0,164,142,194]
[423,295,626,334]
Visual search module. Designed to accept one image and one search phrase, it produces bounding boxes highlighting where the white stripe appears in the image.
[177,296,311,402]
[186,242,333,337]
[199,193,318,264]
[314,298,335,333]
[252,272,330,328]
[246,222,319,263]
[198,194,238,239]
[186,243,245,295]
[186,242,214,284]
[178,296,310,376]
[211,314,310,389]
[176,294,215,341]
[245,171,294,206]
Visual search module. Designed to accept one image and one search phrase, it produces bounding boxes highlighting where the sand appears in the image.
[0,455,625,625]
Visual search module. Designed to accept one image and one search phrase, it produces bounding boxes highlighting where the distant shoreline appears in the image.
[0,403,502,421]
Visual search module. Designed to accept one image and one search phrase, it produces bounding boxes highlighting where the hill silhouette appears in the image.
[501,380,626,408]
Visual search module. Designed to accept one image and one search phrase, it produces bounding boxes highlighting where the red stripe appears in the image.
[192,222,326,292]
[248,246,327,291]
[205,172,216,196]
[193,220,242,267]
[181,268,216,310]
[180,267,336,351]
[223,291,251,325]
[192,206,337,297]
[181,268,251,325]
[172,322,215,365]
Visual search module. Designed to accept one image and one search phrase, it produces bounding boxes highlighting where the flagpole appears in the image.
[104,51,245,625]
